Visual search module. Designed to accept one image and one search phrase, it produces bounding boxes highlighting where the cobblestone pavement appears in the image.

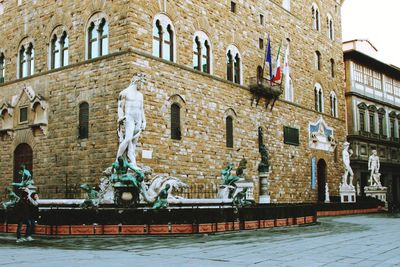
[0,213,399,267]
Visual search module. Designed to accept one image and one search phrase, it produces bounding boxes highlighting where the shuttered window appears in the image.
[283,126,299,146]
[171,103,181,140]
[79,102,89,139]
[226,116,233,148]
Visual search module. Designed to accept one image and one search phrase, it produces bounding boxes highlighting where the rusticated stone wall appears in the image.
[0,0,346,202]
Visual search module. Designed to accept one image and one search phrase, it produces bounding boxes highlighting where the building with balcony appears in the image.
[0,0,345,202]
[344,39,400,209]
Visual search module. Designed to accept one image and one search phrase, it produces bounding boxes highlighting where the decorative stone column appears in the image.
[258,172,270,204]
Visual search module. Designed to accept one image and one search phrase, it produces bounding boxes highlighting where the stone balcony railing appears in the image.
[357,130,398,143]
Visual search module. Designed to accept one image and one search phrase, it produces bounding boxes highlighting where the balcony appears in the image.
[249,77,282,110]
[357,131,399,143]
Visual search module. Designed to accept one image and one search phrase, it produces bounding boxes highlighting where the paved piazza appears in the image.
[0,214,399,267]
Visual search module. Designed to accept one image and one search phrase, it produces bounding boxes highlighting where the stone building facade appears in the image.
[344,40,400,209]
[0,0,346,202]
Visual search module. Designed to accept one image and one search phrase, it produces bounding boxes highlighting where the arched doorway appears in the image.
[317,159,327,202]
[13,143,33,183]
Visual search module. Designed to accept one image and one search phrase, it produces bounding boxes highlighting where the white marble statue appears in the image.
[368,150,382,187]
[116,74,146,166]
[342,142,354,187]
[325,183,330,203]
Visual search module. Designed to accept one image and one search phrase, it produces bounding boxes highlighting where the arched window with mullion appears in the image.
[99,18,109,56]
[227,51,233,82]
[193,37,201,71]
[88,22,98,59]
[152,20,163,58]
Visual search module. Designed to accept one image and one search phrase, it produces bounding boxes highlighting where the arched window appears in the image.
[327,14,334,40]
[50,30,69,70]
[329,91,338,117]
[19,42,34,78]
[314,83,323,112]
[330,58,335,78]
[312,3,320,31]
[257,65,263,82]
[78,102,89,139]
[152,14,175,62]
[282,0,290,11]
[226,45,242,85]
[87,14,109,59]
[315,51,321,71]
[226,116,233,148]
[171,103,181,140]
[0,53,4,83]
[192,31,212,74]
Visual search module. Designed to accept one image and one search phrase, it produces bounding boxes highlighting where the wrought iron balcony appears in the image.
[249,77,282,110]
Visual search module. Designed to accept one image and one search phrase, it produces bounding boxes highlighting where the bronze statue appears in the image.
[221,163,240,187]
[233,188,254,207]
[236,157,247,177]
[111,156,145,188]
[12,165,34,188]
[1,187,20,209]
[258,144,270,173]
[79,183,99,209]
[153,184,170,209]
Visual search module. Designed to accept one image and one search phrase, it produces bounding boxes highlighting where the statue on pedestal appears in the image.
[342,142,354,187]
[116,73,146,167]
[368,150,382,188]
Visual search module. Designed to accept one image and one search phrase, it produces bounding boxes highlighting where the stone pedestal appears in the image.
[236,180,254,200]
[258,172,270,204]
[364,186,387,205]
[339,184,356,203]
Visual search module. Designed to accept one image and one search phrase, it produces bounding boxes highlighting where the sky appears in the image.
[341,0,400,67]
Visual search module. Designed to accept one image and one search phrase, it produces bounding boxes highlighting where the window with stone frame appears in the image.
[19,42,34,78]
[226,116,233,148]
[0,3,4,16]
[378,108,386,136]
[19,107,28,124]
[230,1,236,13]
[87,15,109,60]
[50,31,69,69]
[78,102,89,139]
[311,3,320,31]
[283,126,299,146]
[368,106,377,133]
[314,83,323,112]
[388,112,396,138]
[315,51,321,71]
[329,91,337,117]
[152,15,174,62]
[0,52,4,83]
[358,103,367,132]
[327,14,334,40]
[171,103,181,140]
[259,14,264,25]
[226,45,242,85]
[193,32,211,74]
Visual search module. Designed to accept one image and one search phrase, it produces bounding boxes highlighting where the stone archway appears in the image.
[13,143,33,183]
[317,159,327,202]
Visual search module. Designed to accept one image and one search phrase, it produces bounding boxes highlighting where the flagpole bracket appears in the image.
[249,77,282,111]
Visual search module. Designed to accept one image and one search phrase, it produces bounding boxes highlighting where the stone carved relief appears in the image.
[309,116,336,152]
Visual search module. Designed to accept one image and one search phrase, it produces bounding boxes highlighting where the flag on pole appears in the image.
[272,41,282,82]
[265,36,272,80]
[283,45,291,101]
